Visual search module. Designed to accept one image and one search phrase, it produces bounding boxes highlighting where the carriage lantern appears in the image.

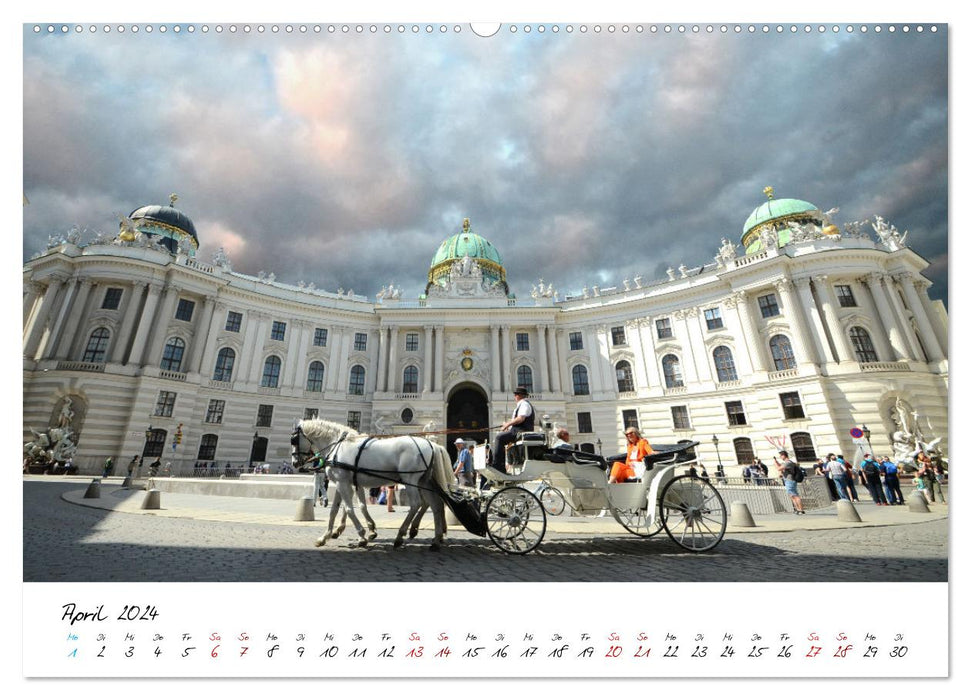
[712,434,723,469]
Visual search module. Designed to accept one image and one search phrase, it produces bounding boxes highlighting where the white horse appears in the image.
[291,419,454,549]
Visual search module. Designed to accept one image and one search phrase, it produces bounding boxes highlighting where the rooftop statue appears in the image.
[872,215,908,251]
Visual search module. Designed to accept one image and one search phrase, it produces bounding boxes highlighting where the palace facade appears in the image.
[23,191,949,474]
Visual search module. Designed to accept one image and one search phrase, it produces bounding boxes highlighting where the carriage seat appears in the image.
[515,432,547,445]
[480,465,534,484]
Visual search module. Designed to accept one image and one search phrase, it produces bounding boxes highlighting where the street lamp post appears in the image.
[596,438,602,456]
[862,424,873,455]
[712,434,723,470]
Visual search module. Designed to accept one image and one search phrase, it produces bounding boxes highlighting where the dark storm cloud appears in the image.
[23,26,948,304]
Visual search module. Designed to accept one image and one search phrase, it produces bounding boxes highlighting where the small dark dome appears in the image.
[129,204,199,243]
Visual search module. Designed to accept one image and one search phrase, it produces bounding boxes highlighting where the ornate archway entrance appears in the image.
[446,384,489,462]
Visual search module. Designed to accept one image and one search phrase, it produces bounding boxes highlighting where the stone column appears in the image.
[686,308,711,382]
[23,281,42,327]
[500,326,511,393]
[774,277,815,366]
[897,272,945,362]
[814,275,855,363]
[672,311,700,383]
[366,328,380,394]
[434,325,445,393]
[144,286,179,367]
[914,278,948,353]
[196,300,226,378]
[728,291,766,372]
[23,274,67,359]
[112,282,147,364]
[325,325,343,392]
[490,325,501,392]
[861,274,902,360]
[374,326,387,393]
[126,282,163,367]
[51,278,94,360]
[385,326,399,392]
[884,276,923,360]
[422,325,434,394]
[282,321,305,387]
[547,326,562,393]
[335,326,353,393]
[793,277,835,364]
[637,317,663,387]
[536,324,549,393]
[241,312,268,384]
[188,295,218,373]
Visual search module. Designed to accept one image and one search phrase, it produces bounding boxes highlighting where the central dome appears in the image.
[741,188,824,254]
[426,218,507,293]
[125,194,199,256]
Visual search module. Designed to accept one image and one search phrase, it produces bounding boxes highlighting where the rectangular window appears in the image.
[313,328,328,346]
[516,332,529,351]
[347,410,362,431]
[225,311,242,332]
[725,400,747,426]
[655,317,673,339]
[835,284,857,307]
[256,404,274,427]
[704,307,724,330]
[622,409,639,430]
[569,331,583,351]
[271,321,287,341]
[175,298,195,322]
[758,293,780,318]
[671,405,691,430]
[405,332,419,352]
[205,399,225,424]
[780,392,806,420]
[354,332,367,351]
[197,434,218,461]
[154,391,176,417]
[577,412,593,434]
[611,326,627,346]
[102,287,123,310]
[304,407,319,420]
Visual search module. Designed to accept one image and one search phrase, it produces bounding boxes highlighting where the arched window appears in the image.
[572,365,590,395]
[733,437,755,465]
[197,434,218,461]
[402,365,419,393]
[791,432,817,463]
[662,354,684,388]
[769,335,796,371]
[161,337,186,372]
[261,355,282,388]
[615,360,634,393]
[713,345,738,382]
[849,326,878,363]
[348,365,366,395]
[212,348,235,382]
[516,365,534,394]
[143,428,167,458]
[82,327,110,363]
[306,361,325,392]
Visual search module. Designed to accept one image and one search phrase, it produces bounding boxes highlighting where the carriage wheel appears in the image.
[610,506,662,538]
[540,486,567,516]
[486,487,547,554]
[659,476,726,552]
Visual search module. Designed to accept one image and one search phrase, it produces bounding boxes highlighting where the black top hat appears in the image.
[513,386,529,396]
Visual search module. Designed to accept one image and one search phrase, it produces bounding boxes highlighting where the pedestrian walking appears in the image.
[880,456,905,505]
[126,454,139,477]
[452,438,474,487]
[774,450,805,514]
[102,456,114,478]
[860,453,888,505]
[838,455,861,502]
[826,453,850,501]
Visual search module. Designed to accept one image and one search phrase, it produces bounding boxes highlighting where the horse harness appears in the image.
[293,425,437,492]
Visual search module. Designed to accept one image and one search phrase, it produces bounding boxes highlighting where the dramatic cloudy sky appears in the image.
[22,23,948,303]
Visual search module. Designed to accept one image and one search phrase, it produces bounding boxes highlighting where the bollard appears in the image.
[295,496,315,522]
[141,489,161,510]
[729,501,757,527]
[837,499,862,522]
[83,479,101,499]
[909,492,931,513]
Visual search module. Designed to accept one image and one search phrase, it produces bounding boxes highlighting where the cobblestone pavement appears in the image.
[24,480,948,582]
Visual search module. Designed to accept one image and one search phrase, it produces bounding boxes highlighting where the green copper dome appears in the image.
[743,198,819,237]
[430,224,504,268]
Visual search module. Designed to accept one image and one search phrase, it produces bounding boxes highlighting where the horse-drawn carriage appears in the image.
[291,418,727,555]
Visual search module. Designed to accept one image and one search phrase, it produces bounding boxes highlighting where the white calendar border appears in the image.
[8,0,963,692]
